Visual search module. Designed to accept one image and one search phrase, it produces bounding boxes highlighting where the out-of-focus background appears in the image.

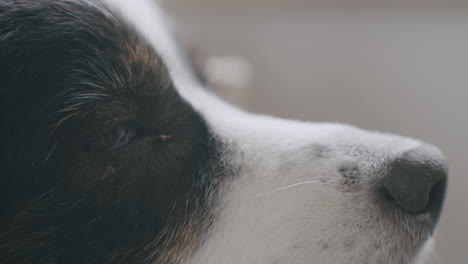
[161,0,467,263]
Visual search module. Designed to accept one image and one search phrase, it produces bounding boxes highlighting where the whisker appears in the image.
[257,180,323,198]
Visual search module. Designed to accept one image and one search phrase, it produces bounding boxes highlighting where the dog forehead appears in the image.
[103,0,198,84]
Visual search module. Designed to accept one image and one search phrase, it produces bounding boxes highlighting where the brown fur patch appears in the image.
[149,217,206,264]
[100,165,115,181]
[126,43,154,65]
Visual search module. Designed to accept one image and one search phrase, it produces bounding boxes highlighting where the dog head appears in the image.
[0,1,447,263]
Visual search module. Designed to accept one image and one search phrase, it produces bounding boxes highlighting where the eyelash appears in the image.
[89,124,156,152]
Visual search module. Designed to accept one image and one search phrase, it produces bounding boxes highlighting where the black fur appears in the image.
[0,1,221,263]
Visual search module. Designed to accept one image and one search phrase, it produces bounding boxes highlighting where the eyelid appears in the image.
[108,125,137,151]
[88,124,135,152]
[88,123,160,152]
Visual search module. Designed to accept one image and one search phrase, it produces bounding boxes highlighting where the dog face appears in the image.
[0,1,448,264]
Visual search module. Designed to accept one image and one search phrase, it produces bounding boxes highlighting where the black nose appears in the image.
[383,147,447,220]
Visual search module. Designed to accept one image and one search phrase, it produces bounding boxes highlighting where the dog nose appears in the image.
[382,147,447,220]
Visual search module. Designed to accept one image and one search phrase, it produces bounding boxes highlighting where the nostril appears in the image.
[382,148,447,220]
[426,177,447,222]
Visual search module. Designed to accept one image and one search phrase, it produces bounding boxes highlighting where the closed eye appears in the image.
[88,123,157,152]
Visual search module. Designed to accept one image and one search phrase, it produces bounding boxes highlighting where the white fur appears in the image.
[104,1,445,263]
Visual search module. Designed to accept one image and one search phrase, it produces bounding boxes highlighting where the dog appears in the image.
[0,0,448,263]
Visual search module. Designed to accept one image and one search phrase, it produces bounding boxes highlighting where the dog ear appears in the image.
[0,2,77,119]
[0,2,65,157]
[0,0,122,144]
[0,1,102,212]
[0,1,105,88]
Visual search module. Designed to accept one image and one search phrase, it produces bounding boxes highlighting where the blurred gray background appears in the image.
[161,0,467,262]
